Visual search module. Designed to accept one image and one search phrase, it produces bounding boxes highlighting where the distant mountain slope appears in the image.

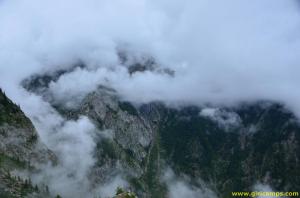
[153,103,300,197]
[56,87,300,197]
[0,89,56,198]
[23,69,300,198]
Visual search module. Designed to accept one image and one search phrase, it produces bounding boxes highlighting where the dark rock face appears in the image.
[66,88,300,198]
[153,103,300,197]
[0,89,56,198]
[21,68,300,198]
[68,88,157,195]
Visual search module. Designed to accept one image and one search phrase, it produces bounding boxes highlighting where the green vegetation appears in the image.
[155,104,300,197]
[0,153,26,170]
[97,139,119,160]
[0,88,32,128]
[0,171,39,198]
[114,187,137,198]
[0,88,43,198]
[118,102,138,116]
[142,135,166,198]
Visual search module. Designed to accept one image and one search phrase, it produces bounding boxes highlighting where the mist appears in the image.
[162,168,218,198]
[0,0,300,197]
[0,0,300,115]
[13,90,127,198]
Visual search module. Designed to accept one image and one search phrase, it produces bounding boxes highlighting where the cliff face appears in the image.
[64,87,300,198]
[153,103,300,197]
[64,87,157,194]
[21,70,300,198]
[0,89,55,198]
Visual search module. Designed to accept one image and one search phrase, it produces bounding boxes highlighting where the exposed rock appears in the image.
[21,69,300,198]
[0,88,56,197]
[80,87,153,159]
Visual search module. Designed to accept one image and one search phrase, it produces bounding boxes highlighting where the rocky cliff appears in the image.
[20,69,300,197]
[0,88,56,198]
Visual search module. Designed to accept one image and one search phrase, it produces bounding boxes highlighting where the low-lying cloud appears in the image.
[0,0,300,116]
[0,0,300,197]
[199,108,241,131]
[162,168,218,198]
[10,90,124,198]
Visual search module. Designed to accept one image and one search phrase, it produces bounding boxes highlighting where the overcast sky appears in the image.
[1,0,300,115]
[1,1,300,197]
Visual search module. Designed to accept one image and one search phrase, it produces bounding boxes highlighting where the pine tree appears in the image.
[34,184,39,192]
[45,185,49,193]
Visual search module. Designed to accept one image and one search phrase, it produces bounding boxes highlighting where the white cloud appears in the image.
[199,108,241,131]
[0,0,300,196]
[9,89,117,198]
[0,0,300,118]
[162,168,218,198]
[96,175,128,198]
[29,105,98,197]
[253,183,276,198]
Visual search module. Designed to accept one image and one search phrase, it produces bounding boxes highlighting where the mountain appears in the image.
[78,89,300,198]
[21,69,300,198]
[154,103,300,197]
[0,88,56,198]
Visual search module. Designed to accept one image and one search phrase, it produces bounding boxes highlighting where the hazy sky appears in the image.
[1,1,300,197]
[1,0,300,115]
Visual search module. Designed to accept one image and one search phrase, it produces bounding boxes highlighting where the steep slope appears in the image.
[61,88,300,197]
[0,88,56,198]
[61,87,158,197]
[153,103,300,197]
[22,69,300,198]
